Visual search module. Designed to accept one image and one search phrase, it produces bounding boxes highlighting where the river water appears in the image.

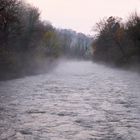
[0,60,140,140]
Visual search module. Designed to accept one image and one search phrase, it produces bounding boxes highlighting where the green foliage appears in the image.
[43,31,61,57]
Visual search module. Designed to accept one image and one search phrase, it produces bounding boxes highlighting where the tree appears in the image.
[126,12,140,48]
[93,16,127,63]
[18,4,41,50]
[43,30,61,57]
[0,0,20,46]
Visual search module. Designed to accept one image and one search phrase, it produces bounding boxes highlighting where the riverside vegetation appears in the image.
[93,14,140,71]
[1,0,140,80]
[0,0,92,80]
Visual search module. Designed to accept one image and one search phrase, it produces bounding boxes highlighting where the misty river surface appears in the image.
[0,60,140,140]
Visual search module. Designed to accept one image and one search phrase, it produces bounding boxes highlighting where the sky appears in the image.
[26,0,140,35]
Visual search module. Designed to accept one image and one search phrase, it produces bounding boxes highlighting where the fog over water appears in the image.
[0,60,140,140]
[1,0,140,139]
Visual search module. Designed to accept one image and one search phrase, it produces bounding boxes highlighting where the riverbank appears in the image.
[92,58,140,75]
[0,57,58,81]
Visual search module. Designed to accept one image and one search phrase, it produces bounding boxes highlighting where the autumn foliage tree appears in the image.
[93,17,126,63]
[93,14,140,67]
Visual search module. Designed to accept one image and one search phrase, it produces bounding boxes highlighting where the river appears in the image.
[0,60,140,140]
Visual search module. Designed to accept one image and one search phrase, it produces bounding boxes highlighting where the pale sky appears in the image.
[26,0,140,35]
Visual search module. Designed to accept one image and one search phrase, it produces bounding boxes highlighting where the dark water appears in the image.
[0,60,140,140]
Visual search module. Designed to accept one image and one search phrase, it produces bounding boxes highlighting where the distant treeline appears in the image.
[93,13,140,70]
[0,0,92,80]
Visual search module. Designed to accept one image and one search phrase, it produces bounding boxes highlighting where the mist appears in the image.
[0,0,93,80]
[1,0,140,139]
[1,0,140,81]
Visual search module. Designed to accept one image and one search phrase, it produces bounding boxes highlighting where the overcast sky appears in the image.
[26,0,140,35]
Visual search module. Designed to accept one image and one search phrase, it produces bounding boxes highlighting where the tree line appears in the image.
[93,13,140,70]
[0,0,92,80]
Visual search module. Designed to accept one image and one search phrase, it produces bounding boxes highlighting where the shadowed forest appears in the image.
[0,0,140,80]
[0,0,92,80]
[93,14,140,69]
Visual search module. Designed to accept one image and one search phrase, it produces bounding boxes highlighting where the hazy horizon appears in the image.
[26,0,140,35]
